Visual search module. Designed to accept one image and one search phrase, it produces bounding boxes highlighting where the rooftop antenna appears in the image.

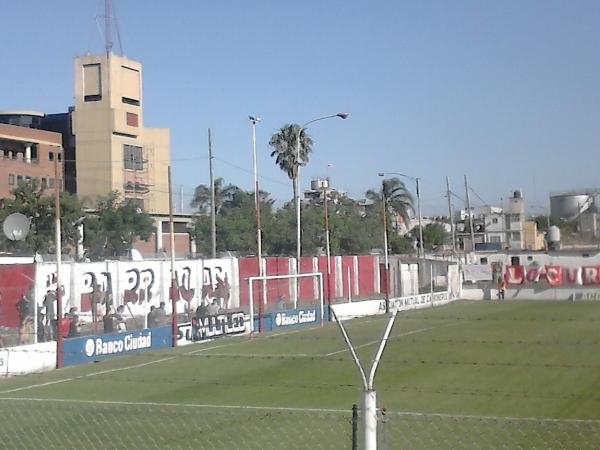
[104,0,112,54]
[99,0,124,55]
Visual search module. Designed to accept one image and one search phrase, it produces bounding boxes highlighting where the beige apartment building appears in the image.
[71,52,169,214]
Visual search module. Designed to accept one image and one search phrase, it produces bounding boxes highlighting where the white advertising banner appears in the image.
[0,342,56,377]
[463,264,493,282]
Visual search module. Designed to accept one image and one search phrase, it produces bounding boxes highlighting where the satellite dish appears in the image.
[3,213,31,241]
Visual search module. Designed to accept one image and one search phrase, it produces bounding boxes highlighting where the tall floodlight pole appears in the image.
[378,171,423,257]
[380,178,390,313]
[249,115,265,332]
[294,113,349,273]
[249,116,262,267]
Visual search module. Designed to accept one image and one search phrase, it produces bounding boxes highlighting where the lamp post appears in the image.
[249,115,262,267]
[249,115,264,331]
[380,178,390,313]
[294,112,349,273]
[378,172,424,258]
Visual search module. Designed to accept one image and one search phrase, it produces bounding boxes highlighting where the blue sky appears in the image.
[3,1,600,215]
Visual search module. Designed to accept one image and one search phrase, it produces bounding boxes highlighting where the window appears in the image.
[57,152,62,162]
[48,178,55,188]
[480,257,488,264]
[492,218,498,224]
[8,174,14,185]
[41,178,47,189]
[512,214,520,222]
[17,175,23,183]
[123,145,143,170]
[122,97,140,106]
[49,152,54,161]
[83,63,102,102]
[126,112,139,127]
[490,236,501,243]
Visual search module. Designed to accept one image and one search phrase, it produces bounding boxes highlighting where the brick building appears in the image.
[0,111,63,198]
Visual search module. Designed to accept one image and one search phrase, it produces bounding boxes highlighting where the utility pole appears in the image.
[381,180,389,313]
[464,175,476,252]
[446,176,456,254]
[168,166,177,347]
[208,128,216,258]
[54,156,63,368]
[323,183,332,318]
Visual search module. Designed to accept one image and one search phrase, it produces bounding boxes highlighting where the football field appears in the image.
[1,300,600,449]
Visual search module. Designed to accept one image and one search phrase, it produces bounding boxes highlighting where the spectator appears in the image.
[497,277,506,300]
[58,313,72,339]
[115,305,127,332]
[147,306,157,328]
[207,299,220,316]
[276,295,287,311]
[155,301,167,325]
[68,307,82,337]
[37,307,45,342]
[43,290,56,341]
[16,287,34,344]
[195,302,209,319]
[103,308,116,333]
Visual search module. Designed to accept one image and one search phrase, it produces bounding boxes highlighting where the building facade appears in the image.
[71,52,170,213]
[0,112,63,198]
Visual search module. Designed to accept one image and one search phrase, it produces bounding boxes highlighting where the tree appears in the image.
[365,177,414,237]
[269,123,314,202]
[412,223,448,251]
[190,177,240,214]
[0,179,85,254]
[84,191,154,258]
[191,187,275,256]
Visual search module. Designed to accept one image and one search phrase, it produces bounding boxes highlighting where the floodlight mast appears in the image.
[331,307,399,450]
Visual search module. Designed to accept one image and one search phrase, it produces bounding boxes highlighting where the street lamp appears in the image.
[249,115,262,268]
[249,115,264,331]
[379,177,390,313]
[294,112,349,272]
[378,172,424,258]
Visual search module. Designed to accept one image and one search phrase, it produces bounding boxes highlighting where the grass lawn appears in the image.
[1,300,600,448]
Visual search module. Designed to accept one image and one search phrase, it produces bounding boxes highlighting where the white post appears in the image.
[76,223,84,261]
[430,262,434,307]
[363,390,378,450]
[25,146,31,164]
[249,280,255,333]
[347,266,352,303]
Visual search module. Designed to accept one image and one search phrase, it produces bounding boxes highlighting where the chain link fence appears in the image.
[376,410,600,449]
[0,398,354,450]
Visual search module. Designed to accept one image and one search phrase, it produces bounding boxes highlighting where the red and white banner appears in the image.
[504,265,595,286]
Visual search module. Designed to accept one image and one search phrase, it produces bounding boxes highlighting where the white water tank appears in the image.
[547,225,561,243]
[311,178,329,190]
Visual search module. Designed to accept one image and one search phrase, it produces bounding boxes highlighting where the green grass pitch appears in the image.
[1,300,600,449]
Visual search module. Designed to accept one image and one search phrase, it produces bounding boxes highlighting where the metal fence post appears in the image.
[352,404,358,450]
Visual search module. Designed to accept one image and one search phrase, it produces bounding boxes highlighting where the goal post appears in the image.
[248,272,324,333]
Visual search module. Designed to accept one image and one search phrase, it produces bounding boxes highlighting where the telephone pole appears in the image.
[464,175,476,252]
[446,176,456,254]
[208,128,216,258]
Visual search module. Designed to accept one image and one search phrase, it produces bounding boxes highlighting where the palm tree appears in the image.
[366,177,414,232]
[190,177,239,214]
[269,123,314,202]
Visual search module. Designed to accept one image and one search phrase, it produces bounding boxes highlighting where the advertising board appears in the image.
[177,311,247,345]
[272,307,319,329]
[62,326,171,366]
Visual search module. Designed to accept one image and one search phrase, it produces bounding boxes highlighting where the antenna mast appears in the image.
[99,0,123,55]
[104,0,112,53]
